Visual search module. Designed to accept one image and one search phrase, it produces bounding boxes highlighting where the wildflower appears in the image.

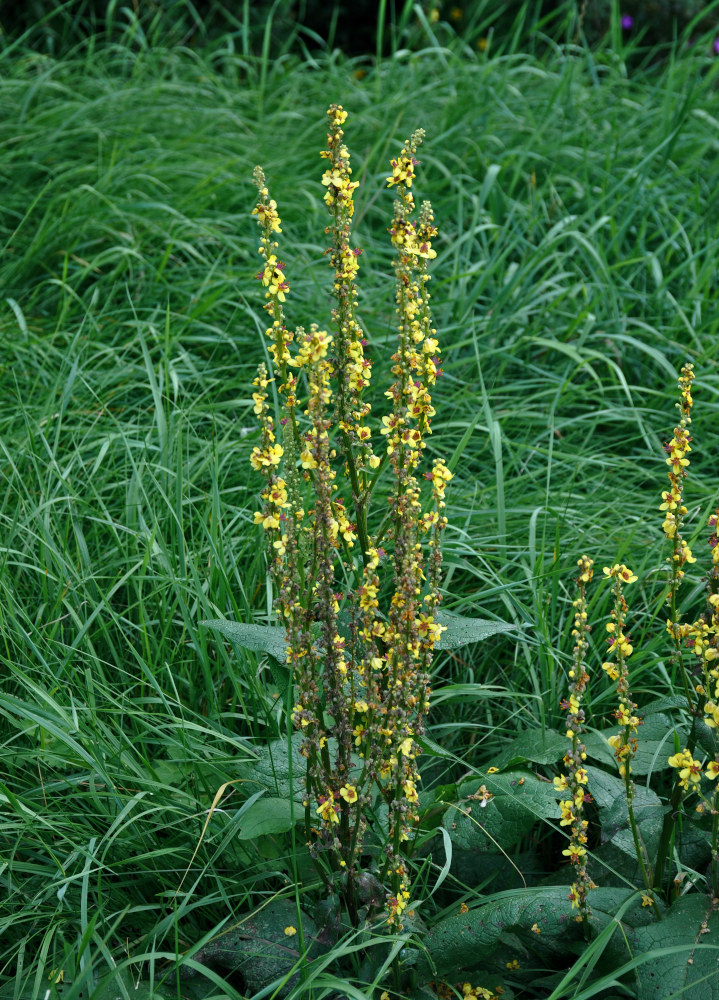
[250,108,447,932]
[668,749,702,791]
[505,959,520,971]
[556,555,595,919]
[316,798,340,825]
[562,843,587,861]
[621,14,634,29]
[284,926,297,936]
[340,784,358,803]
[661,364,695,666]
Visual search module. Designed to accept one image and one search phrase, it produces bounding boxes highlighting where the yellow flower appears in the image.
[284,925,297,936]
[339,784,358,803]
[316,798,339,824]
[706,760,719,780]
[559,800,575,827]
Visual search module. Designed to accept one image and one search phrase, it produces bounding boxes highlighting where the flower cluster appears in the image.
[661,363,696,653]
[555,556,595,919]
[250,107,448,929]
[667,505,719,801]
[685,507,719,731]
[602,564,641,780]
[426,983,500,1000]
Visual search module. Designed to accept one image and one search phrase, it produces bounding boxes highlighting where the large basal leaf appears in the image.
[582,766,667,885]
[417,887,636,980]
[444,772,561,853]
[492,729,568,769]
[584,713,687,777]
[203,613,517,660]
[237,796,297,839]
[585,766,664,841]
[202,619,288,662]
[5,968,171,1000]
[237,733,363,804]
[635,895,719,999]
[183,900,326,998]
[435,612,518,650]
[237,733,308,803]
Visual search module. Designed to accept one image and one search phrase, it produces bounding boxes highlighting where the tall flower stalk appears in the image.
[555,556,596,923]
[654,364,699,891]
[250,106,449,930]
[601,563,659,912]
[661,362,696,704]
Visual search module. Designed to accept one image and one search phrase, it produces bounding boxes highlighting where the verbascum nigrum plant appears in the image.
[250,106,448,929]
[558,365,719,922]
[555,555,596,922]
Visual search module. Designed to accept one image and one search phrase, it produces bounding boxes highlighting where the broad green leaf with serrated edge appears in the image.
[435,612,517,650]
[18,969,170,1000]
[203,613,516,660]
[184,900,326,998]
[444,772,561,853]
[417,887,636,979]
[493,728,568,769]
[237,797,296,839]
[584,714,686,776]
[635,895,719,999]
[202,619,287,662]
[237,733,363,804]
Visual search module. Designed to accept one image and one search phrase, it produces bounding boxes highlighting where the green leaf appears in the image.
[435,612,518,650]
[417,735,460,760]
[202,613,518,661]
[184,900,326,998]
[584,713,686,776]
[583,766,666,883]
[237,733,363,804]
[444,772,561,853]
[237,733,307,802]
[418,887,636,979]
[237,796,297,839]
[202,619,288,663]
[635,895,719,999]
[20,969,170,1000]
[492,729,568,769]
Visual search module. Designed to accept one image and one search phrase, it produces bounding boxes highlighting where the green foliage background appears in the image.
[1,1,719,997]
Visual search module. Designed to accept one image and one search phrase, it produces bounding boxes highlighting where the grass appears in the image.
[2,7,719,998]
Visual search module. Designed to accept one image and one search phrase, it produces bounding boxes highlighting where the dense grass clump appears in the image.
[1,12,719,1000]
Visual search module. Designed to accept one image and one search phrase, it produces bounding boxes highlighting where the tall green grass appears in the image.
[1,14,719,999]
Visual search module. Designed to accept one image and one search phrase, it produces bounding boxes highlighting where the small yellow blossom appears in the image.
[284,925,297,936]
[316,798,339,824]
[339,784,358,803]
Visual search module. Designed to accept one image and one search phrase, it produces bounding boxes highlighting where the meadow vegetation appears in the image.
[2,3,719,998]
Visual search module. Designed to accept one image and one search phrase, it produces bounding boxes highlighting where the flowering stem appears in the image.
[601,565,659,913]
[654,364,697,893]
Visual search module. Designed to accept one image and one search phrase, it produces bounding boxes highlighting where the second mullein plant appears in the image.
[249,106,449,927]
[558,363,719,921]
